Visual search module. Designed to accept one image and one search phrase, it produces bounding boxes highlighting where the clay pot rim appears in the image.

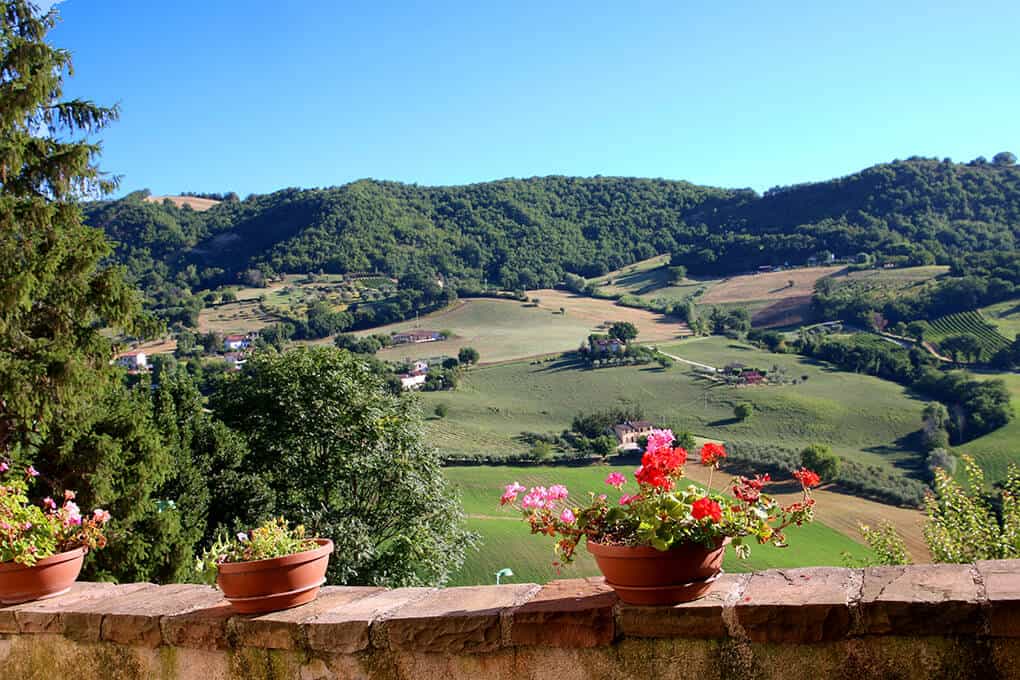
[0,546,87,573]
[216,538,333,574]
[586,537,726,557]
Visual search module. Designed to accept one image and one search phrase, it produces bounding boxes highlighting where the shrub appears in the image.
[800,444,841,480]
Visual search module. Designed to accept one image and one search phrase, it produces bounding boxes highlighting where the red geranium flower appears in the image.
[793,468,821,488]
[691,497,722,523]
[700,442,726,466]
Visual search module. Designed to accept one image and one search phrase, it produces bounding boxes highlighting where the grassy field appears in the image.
[421,336,924,470]
[144,195,220,211]
[588,256,713,302]
[952,371,1020,485]
[197,299,283,334]
[367,296,691,365]
[828,265,948,295]
[981,298,1020,340]
[444,465,873,586]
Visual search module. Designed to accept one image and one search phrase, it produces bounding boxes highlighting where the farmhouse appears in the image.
[113,351,147,371]
[399,373,427,390]
[223,334,252,351]
[392,329,443,345]
[589,337,625,354]
[612,420,655,449]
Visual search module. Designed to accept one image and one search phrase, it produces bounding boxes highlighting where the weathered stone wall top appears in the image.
[1,561,1019,656]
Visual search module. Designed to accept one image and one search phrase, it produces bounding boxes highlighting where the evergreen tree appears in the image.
[0,1,179,582]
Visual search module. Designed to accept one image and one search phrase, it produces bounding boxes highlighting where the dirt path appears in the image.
[658,350,718,372]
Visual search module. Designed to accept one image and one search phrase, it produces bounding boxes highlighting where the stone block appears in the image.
[380,584,538,654]
[617,572,744,639]
[860,564,982,636]
[977,559,1020,637]
[510,577,616,647]
[735,567,854,642]
[229,586,381,650]
[305,587,434,654]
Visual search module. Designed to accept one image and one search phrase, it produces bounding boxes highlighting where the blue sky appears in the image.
[48,0,1020,197]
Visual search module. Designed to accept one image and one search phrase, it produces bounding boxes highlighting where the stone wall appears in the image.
[1,561,1019,679]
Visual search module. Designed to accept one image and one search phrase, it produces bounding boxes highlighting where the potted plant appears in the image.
[0,463,112,604]
[501,432,821,605]
[197,518,332,614]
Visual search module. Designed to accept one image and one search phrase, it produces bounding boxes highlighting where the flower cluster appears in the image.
[634,428,687,490]
[196,517,318,578]
[502,434,819,564]
[0,463,112,566]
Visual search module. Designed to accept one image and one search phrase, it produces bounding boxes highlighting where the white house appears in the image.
[223,334,251,351]
[399,373,427,390]
[412,360,429,374]
[114,352,148,371]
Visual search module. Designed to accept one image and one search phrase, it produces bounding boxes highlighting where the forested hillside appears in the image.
[86,156,1020,319]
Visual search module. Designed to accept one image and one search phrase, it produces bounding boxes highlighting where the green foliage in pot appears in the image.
[196,517,317,577]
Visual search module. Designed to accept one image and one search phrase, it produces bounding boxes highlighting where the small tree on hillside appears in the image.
[609,321,639,342]
[734,403,754,421]
[800,444,840,480]
[458,347,480,365]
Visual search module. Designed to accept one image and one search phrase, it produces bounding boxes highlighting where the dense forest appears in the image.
[86,156,1020,323]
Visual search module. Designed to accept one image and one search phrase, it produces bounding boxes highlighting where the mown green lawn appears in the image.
[444,465,870,586]
[422,337,924,470]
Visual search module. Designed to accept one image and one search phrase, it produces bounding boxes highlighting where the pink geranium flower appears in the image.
[547,484,569,501]
[605,472,626,489]
[25,465,39,478]
[92,509,112,524]
[500,481,526,505]
[559,508,576,524]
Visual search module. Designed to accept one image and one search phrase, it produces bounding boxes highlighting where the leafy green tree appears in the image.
[993,151,1017,167]
[733,403,753,421]
[458,346,480,365]
[800,444,840,480]
[210,347,473,586]
[847,521,912,566]
[146,367,260,582]
[906,321,927,341]
[920,402,951,452]
[924,456,1020,563]
[608,321,639,342]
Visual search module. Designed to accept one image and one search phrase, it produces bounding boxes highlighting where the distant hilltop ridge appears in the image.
[89,155,1020,294]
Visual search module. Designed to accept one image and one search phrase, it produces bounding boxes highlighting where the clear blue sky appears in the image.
[48,0,1020,197]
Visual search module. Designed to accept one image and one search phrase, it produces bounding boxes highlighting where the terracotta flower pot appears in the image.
[216,538,333,615]
[0,547,86,605]
[587,539,725,605]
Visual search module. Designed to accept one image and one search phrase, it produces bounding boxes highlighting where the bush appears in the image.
[734,403,753,421]
[434,403,449,418]
[800,444,841,480]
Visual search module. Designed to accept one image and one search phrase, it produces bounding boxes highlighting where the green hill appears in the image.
[86,157,1020,324]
